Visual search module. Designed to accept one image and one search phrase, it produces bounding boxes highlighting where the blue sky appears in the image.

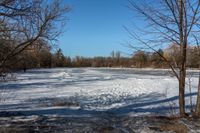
[58,0,136,57]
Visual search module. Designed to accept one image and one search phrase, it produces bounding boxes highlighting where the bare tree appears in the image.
[0,0,70,73]
[128,0,200,117]
[116,51,121,65]
[194,36,200,117]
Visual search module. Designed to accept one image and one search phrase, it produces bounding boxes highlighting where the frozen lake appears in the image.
[0,68,199,117]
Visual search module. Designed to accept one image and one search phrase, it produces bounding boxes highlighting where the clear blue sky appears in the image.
[58,0,136,57]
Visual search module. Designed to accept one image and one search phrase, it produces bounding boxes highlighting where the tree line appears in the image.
[7,42,199,71]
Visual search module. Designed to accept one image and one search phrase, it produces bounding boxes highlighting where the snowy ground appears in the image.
[0,68,199,117]
[0,68,200,132]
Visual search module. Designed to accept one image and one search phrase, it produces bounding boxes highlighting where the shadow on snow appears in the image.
[0,92,197,117]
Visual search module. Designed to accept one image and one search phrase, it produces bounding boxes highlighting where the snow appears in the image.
[50,72,72,78]
[0,68,199,117]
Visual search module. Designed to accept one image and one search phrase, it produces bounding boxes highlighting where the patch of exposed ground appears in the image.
[0,114,199,133]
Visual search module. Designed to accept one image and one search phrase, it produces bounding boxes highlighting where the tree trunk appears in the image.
[178,0,186,117]
[179,70,186,117]
[195,73,200,117]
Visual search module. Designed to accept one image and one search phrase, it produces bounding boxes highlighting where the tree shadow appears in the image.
[0,92,197,117]
[0,74,129,90]
[108,92,197,115]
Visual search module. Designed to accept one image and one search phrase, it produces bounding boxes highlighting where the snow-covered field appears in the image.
[0,68,199,117]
